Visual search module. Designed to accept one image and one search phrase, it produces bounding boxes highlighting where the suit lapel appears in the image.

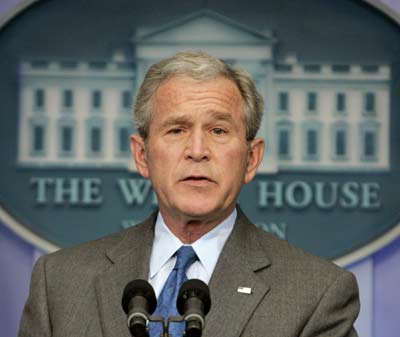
[91,210,270,337]
[203,210,271,337]
[93,214,156,337]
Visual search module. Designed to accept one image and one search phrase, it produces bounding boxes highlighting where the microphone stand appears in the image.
[147,314,185,337]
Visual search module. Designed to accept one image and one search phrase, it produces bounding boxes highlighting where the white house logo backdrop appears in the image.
[0,0,399,262]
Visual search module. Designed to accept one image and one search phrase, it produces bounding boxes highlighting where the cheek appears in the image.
[218,147,248,178]
[147,144,181,180]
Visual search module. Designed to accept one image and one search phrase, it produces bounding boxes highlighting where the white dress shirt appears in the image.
[148,209,237,298]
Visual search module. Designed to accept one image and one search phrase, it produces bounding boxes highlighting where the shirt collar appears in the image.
[149,213,183,279]
[149,209,237,279]
[191,209,236,278]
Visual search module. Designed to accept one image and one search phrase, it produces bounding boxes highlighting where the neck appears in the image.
[159,207,235,244]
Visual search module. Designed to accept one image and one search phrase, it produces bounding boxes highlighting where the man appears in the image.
[19,51,359,337]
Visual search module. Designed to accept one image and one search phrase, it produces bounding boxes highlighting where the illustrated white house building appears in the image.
[17,10,391,173]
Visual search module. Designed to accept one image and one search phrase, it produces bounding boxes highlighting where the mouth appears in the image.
[180,175,215,186]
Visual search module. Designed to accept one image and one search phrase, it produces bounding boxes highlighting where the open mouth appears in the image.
[185,176,209,180]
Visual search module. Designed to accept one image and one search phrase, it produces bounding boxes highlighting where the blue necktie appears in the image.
[149,246,198,337]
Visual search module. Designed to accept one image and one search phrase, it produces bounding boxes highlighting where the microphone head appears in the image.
[177,279,211,316]
[121,279,157,315]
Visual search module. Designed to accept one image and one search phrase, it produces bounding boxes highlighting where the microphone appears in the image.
[121,279,157,337]
[177,279,211,337]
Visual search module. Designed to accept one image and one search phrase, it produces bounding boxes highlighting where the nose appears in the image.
[184,129,210,162]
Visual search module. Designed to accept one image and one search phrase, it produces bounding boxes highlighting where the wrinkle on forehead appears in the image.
[153,76,244,115]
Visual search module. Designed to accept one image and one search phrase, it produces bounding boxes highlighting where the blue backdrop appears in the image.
[0,0,399,336]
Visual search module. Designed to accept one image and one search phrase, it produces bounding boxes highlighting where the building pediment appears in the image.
[134,10,275,45]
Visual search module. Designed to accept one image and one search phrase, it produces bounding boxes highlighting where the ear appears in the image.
[244,137,265,184]
[130,134,150,178]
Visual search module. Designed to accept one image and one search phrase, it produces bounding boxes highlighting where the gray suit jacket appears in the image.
[19,209,359,337]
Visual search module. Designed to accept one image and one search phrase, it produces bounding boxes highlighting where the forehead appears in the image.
[152,76,244,118]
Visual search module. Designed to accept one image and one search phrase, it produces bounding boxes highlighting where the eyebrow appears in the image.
[160,115,193,129]
[208,110,234,123]
[160,110,235,130]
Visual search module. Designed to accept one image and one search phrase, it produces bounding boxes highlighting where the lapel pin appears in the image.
[237,286,252,294]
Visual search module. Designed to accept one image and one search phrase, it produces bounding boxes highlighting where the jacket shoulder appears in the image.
[250,223,356,302]
[42,218,153,276]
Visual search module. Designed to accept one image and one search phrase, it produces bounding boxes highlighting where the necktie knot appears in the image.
[174,245,197,271]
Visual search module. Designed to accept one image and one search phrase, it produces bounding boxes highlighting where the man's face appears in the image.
[131,76,264,224]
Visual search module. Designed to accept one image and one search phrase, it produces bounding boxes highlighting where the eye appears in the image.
[211,127,226,135]
[168,128,184,135]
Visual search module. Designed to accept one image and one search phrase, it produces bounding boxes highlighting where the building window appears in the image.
[114,119,132,157]
[91,90,102,110]
[61,126,73,153]
[29,116,48,156]
[90,127,102,153]
[62,89,74,110]
[275,64,292,72]
[33,125,45,152]
[364,131,376,157]
[118,127,130,154]
[277,92,289,114]
[360,122,379,162]
[33,89,45,111]
[331,128,349,161]
[86,117,104,157]
[335,130,346,157]
[331,122,349,161]
[302,121,321,161]
[58,118,76,157]
[304,64,321,73]
[278,129,290,158]
[306,92,317,113]
[306,130,318,156]
[364,92,376,115]
[336,93,346,113]
[276,121,293,160]
[121,91,132,111]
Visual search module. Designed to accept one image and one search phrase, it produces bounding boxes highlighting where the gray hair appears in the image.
[134,50,264,141]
